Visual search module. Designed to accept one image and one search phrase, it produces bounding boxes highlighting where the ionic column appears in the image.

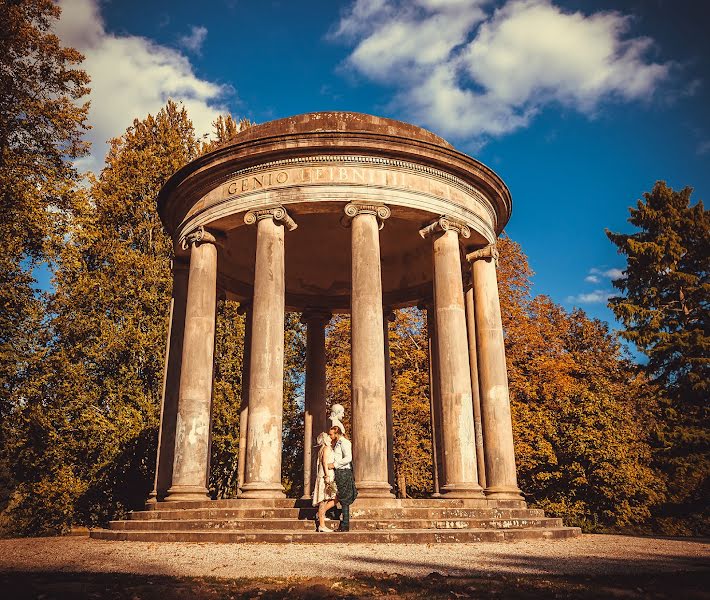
[301,308,332,500]
[467,245,523,500]
[343,202,393,498]
[420,301,443,498]
[420,217,483,498]
[383,309,395,491]
[465,285,487,489]
[236,303,252,496]
[240,207,297,499]
[148,258,189,503]
[166,228,219,502]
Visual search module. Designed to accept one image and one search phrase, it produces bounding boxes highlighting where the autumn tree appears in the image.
[390,308,431,497]
[0,0,90,510]
[607,181,709,534]
[498,238,665,531]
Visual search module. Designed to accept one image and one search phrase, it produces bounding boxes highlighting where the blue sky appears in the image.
[52,0,709,356]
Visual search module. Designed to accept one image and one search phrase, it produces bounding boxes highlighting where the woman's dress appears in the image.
[312,445,337,506]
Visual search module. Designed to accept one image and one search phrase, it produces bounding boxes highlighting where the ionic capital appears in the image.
[419,216,471,240]
[300,308,333,326]
[244,206,298,231]
[466,244,499,267]
[341,202,391,230]
[180,226,222,251]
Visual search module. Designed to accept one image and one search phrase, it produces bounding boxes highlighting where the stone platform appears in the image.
[91,499,581,543]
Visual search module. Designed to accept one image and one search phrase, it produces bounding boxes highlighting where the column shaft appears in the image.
[237,305,252,496]
[301,310,330,499]
[166,234,218,502]
[241,212,290,498]
[425,305,443,497]
[469,247,523,499]
[383,311,395,491]
[425,220,483,497]
[149,261,189,503]
[465,287,487,489]
[348,205,393,497]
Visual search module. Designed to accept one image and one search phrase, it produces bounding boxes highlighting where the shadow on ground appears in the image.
[2,568,709,599]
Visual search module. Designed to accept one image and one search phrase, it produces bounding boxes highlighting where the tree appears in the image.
[390,308,431,498]
[1,101,204,534]
[606,181,709,404]
[0,0,90,506]
[498,238,665,531]
[607,181,709,534]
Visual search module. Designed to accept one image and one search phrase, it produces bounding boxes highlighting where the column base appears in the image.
[440,483,486,498]
[430,492,442,498]
[240,482,286,499]
[484,485,524,500]
[145,490,158,504]
[356,481,395,498]
[165,485,210,502]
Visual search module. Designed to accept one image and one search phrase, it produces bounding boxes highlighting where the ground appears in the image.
[0,534,708,598]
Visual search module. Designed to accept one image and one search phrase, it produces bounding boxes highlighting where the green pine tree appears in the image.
[607,181,709,534]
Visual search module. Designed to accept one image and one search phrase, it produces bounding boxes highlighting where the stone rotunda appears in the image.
[93,112,580,542]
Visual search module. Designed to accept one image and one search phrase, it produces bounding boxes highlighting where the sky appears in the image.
[51,0,709,357]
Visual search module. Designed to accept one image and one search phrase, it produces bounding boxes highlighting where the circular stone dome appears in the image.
[228,111,455,150]
[158,111,512,311]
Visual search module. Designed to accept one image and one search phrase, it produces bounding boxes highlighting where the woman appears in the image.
[312,431,337,532]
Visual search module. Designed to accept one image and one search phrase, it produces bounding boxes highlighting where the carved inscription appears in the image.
[222,165,468,205]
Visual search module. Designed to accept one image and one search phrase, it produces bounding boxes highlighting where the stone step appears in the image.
[91,527,581,543]
[111,517,563,532]
[129,507,546,521]
[145,497,526,511]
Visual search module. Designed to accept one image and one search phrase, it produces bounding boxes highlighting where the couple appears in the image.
[312,420,357,532]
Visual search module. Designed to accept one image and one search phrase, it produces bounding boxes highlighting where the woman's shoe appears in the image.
[317,525,333,532]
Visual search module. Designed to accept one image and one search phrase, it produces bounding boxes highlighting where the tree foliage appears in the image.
[607,182,709,534]
[606,181,709,404]
[498,238,665,530]
[0,0,90,526]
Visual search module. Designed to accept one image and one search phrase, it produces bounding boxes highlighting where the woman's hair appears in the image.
[316,432,330,446]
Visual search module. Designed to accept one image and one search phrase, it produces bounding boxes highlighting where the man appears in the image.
[328,424,357,532]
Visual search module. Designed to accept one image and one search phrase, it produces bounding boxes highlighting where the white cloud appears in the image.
[566,290,617,304]
[55,0,229,174]
[333,0,670,142]
[589,267,625,280]
[179,25,208,54]
[584,275,600,283]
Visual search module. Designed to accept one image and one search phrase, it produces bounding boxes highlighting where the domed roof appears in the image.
[230,111,454,149]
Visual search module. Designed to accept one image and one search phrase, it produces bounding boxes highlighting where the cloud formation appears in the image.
[566,289,617,304]
[333,0,670,142]
[179,25,208,54]
[55,0,229,173]
[570,266,624,304]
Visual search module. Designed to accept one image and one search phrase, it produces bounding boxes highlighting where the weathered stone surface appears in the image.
[468,246,523,500]
[165,233,218,502]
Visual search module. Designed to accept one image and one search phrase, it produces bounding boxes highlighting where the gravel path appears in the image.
[0,534,707,579]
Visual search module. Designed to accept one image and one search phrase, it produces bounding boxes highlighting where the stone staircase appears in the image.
[91,498,581,543]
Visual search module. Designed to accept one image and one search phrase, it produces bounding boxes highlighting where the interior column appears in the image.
[236,303,252,497]
[301,308,332,499]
